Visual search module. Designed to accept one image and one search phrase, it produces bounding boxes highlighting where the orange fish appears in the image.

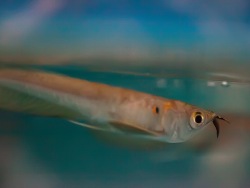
[0,69,228,143]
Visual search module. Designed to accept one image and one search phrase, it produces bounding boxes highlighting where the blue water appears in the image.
[1,65,250,188]
[1,0,250,186]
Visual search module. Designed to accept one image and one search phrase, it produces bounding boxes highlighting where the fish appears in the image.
[0,68,228,143]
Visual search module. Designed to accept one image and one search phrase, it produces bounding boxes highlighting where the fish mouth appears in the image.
[212,116,230,138]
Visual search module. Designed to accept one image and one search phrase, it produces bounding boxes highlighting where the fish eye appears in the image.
[193,112,204,124]
[190,111,205,129]
[195,114,203,124]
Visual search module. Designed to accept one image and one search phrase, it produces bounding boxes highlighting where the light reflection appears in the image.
[221,81,230,87]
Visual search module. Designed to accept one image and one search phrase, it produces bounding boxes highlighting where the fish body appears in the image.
[0,69,223,143]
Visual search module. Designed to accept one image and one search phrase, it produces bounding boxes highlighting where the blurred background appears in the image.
[0,0,250,188]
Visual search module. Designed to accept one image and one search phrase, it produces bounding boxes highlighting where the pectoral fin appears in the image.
[68,120,107,132]
[109,120,163,136]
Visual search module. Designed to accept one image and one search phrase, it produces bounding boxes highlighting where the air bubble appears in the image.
[156,79,167,88]
[207,81,216,87]
[221,81,230,87]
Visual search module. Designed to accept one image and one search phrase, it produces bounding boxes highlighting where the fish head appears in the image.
[160,101,227,143]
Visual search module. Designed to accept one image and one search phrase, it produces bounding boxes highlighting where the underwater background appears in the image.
[0,0,250,187]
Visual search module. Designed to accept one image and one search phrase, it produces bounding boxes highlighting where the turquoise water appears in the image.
[0,65,249,188]
[1,0,250,187]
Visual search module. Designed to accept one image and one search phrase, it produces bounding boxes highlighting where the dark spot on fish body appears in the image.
[152,106,160,114]
[156,107,159,114]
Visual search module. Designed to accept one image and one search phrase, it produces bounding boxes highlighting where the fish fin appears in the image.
[0,84,81,119]
[109,120,163,136]
[68,120,107,132]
